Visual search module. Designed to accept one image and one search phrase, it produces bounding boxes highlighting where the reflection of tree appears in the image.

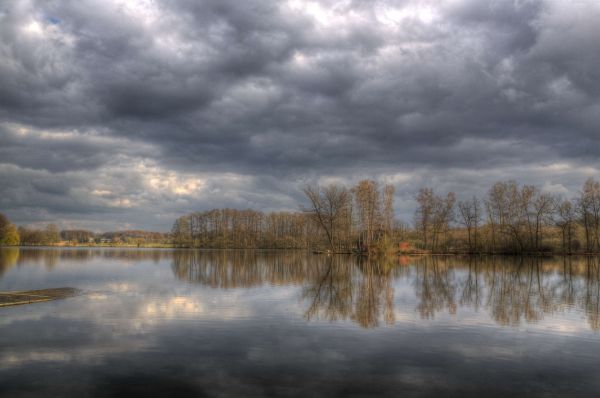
[171,251,600,331]
[302,256,354,322]
[14,248,175,265]
[484,257,545,326]
[460,257,481,310]
[0,248,20,277]
[558,257,576,309]
[0,248,177,280]
[171,250,309,288]
[414,256,457,319]
[7,248,600,331]
[409,255,600,331]
[43,249,59,270]
[353,257,396,327]
[171,251,399,328]
[584,257,600,331]
[302,256,396,328]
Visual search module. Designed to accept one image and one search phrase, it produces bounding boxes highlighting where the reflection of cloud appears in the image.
[447,344,523,362]
[2,351,69,366]
[4,250,600,333]
[87,293,108,300]
[105,282,137,293]
[135,290,271,323]
[0,340,151,370]
[5,250,600,398]
[144,296,204,317]
[525,317,591,336]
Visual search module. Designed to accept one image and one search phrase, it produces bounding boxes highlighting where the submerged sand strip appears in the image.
[0,287,79,307]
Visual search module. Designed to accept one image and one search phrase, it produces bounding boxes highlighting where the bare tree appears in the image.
[531,192,556,251]
[431,192,455,252]
[577,178,600,252]
[171,216,192,248]
[352,180,383,249]
[415,188,455,252]
[458,196,481,253]
[383,184,395,235]
[415,188,434,250]
[303,184,351,252]
[485,182,510,252]
[556,199,577,254]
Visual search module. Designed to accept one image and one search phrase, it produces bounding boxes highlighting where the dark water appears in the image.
[1,248,600,397]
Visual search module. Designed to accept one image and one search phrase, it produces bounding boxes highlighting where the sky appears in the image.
[1,0,599,231]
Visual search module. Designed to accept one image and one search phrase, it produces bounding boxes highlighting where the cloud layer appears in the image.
[1,0,599,230]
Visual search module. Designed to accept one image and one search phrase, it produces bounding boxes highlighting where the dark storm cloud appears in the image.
[1,0,599,229]
[0,123,156,172]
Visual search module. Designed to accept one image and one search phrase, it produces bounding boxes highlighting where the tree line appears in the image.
[413,178,600,254]
[171,208,320,249]
[173,178,600,254]
[0,216,170,246]
[171,180,397,252]
[0,213,20,246]
[3,177,600,254]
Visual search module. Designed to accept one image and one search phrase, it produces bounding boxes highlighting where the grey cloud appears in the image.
[0,0,599,229]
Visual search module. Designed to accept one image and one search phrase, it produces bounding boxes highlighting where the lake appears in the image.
[1,248,600,397]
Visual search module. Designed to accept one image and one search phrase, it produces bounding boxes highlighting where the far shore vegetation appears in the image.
[2,178,600,255]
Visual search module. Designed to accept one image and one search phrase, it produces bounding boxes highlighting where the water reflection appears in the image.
[166,251,600,331]
[3,248,600,331]
[0,247,19,276]
[0,247,176,278]
[171,250,310,288]
[301,256,397,328]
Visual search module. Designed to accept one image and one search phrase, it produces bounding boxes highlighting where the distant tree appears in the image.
[2,224,20,246]
[171,216,192,247]
[0,213,20,246]
[44,224,60,245]
[0,213,9,234]
[60,229,95,244]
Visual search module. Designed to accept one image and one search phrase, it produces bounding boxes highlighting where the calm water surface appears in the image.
[1,248,600,397]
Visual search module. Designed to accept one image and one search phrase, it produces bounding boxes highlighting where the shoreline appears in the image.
[2,245,600,256]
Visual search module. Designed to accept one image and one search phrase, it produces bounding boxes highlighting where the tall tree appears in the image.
[0,213,9,236]
[415,188,455,252]
[353,180,383,249]
[303,184,351,251]
[415,188,435,250]
[431,191,455,251]
[458,196,481,253]
[577,178,600,252]
[171,216,192,248]
[44,224,60,244]
[383,184,395,235]
[531,192,556,251]
[556,199,576,254]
